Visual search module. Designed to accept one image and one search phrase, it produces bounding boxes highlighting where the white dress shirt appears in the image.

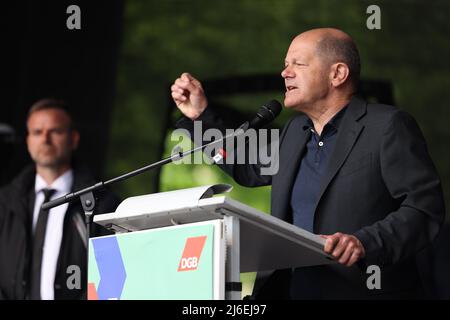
[33,170,73,300]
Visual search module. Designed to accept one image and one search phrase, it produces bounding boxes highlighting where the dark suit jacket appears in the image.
[176,96,446,299]
[0,164,120,300]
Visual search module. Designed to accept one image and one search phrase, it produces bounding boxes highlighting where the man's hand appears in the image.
[321,233,365,267]
[171,72,208,120]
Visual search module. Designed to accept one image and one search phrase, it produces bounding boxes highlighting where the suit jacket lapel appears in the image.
[272,116,310,221]
[313,97,367,213]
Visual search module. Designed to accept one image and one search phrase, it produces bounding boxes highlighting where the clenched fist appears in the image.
[171,72,208,120]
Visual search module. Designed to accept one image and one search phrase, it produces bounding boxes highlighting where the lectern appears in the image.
[88,184,334,300]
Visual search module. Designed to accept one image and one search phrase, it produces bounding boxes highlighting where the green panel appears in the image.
[117,224,215,299]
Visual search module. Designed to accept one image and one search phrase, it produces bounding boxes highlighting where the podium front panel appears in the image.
[87,220,225,300]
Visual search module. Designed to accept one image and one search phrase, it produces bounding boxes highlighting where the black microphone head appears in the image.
[250,99,282,128]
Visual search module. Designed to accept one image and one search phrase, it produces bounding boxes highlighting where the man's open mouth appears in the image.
[286,85,298,92]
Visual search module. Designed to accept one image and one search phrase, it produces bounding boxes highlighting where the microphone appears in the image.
[248,100,282,129]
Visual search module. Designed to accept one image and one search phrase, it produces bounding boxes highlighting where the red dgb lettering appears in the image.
[178,236,206,272]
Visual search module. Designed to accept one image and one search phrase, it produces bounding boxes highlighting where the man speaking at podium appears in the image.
[171,28,445,299]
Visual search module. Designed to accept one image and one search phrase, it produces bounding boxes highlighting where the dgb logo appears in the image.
[178,236,207,272]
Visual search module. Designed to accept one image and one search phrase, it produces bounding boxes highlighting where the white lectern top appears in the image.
[94,184,335,272]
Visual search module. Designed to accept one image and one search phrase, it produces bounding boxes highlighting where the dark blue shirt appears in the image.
[289,106,348,299]
[290,106,347,233]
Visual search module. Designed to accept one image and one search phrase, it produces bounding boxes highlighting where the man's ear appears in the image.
[71,130,80,151]
[330,62,350,88]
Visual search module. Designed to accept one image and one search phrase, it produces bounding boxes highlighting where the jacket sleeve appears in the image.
[175,107,286,187]
[354,110,446,267]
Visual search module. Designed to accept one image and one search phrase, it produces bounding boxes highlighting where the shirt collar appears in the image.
[302,105,348,132]
[35,169,74,195]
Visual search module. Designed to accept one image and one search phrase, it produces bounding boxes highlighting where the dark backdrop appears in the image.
[0,0,123,185]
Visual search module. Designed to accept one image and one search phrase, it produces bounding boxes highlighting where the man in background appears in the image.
[0,98,119,300]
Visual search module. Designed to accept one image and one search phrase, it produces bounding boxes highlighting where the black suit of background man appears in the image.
[0,99,119,300]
